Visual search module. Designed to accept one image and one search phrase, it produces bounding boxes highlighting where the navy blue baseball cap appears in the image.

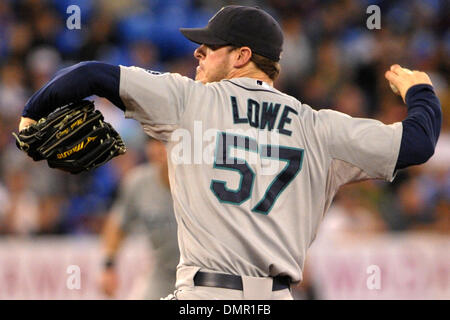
[180,6,284,62]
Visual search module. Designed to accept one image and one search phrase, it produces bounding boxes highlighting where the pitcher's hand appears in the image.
[385,64,433,102]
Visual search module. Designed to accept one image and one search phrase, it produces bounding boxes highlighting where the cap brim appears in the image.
[179,27,229,46]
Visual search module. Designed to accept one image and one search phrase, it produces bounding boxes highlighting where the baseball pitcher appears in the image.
[17,6,442,299]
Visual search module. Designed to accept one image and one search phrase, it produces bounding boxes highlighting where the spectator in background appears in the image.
[277,13,312,94]
[58,161,122,235]
[2,168,39,235]
[99,138,178,299]
[79,13,118,61]
[333,84,368,117]
[379,171,438,231]
[0,62,28,120]
[129,41,161,69]
[318,184,386,236]
[6,23,33,62]
[431,197,450,234]
[26,47,62,91]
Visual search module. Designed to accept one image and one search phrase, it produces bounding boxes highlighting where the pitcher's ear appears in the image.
[234,47,253,68]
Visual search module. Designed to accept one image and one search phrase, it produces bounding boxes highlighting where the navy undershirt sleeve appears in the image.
[22,61,126,120]
[395,84,442,170]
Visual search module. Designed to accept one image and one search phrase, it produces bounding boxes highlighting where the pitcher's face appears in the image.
[193,44,235,84]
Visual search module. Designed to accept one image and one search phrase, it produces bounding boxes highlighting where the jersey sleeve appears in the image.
[317,109,403,182]
[119,66,195,140]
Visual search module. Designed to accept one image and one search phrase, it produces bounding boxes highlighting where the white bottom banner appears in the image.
[0,236,151,299]
[306,233,450,299]
[0,234,448,299]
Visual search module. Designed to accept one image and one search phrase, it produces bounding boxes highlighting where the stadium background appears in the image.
[0,0,448,299]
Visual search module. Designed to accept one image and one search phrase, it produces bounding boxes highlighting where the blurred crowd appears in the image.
[0,0,448,237]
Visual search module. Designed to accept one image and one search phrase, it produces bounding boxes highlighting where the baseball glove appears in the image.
[12,100,126,174]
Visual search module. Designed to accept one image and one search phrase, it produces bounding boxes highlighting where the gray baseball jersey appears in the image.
[119,66,402,284]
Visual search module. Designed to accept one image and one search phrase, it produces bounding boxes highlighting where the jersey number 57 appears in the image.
[210,132,304,215]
